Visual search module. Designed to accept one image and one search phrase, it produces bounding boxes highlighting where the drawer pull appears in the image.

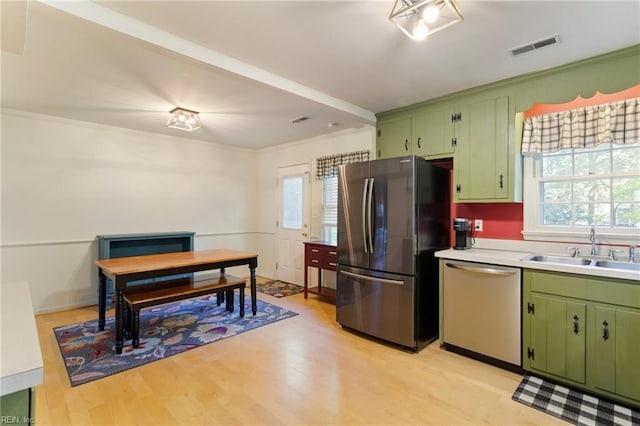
[329,262,337,266]
[311,259,319,263]
[329,251,337,255]
[311,249,319,253]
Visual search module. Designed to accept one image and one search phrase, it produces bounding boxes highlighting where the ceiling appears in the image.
[1,1,639,150]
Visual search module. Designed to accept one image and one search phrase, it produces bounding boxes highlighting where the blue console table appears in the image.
[97,232,195,309]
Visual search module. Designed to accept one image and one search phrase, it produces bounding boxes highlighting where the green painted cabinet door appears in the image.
[0,389,35,424]
[412,107,455,159]
[453,96,509,202]
[376,117,412,159]
[593,305,640,403]
[528,294,587,384]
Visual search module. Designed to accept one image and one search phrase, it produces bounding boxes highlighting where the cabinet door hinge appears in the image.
[455,184,461,193]
[275,263,278,270]
[527,302,535,314]
[527,347,535,360]
[451,112,462,123]
[451,137,457,147]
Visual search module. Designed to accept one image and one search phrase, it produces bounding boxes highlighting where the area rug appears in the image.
[512,374,640,425]
[54,295,298,386]
[257,280,303,298]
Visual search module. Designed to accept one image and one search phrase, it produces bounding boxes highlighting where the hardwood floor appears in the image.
[34,277,561,425]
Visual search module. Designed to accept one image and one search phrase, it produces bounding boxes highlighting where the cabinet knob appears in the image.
[572,315,579,335]
[404,139,408,151]
[417,137,421,149]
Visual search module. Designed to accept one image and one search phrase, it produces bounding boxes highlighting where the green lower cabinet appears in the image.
[593,305,640,402]
[523,269,640,409]
[0,388,35,424]
[528,294,586,384]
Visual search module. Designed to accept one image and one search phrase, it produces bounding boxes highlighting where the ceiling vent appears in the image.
[509,34,560,56]
[290,116,309,124]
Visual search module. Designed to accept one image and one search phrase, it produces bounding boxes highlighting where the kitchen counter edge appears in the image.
[435,248,640,282]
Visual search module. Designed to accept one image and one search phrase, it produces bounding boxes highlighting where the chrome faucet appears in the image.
[567,246,580,258]
[589,225,597,259]
[630,245,636,263]
[608,248,623,261]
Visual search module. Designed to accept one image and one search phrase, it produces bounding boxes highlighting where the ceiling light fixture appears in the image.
[389,0,463,41]
[166,107,202,131]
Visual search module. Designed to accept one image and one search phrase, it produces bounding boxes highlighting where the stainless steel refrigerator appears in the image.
[336,155,450,351]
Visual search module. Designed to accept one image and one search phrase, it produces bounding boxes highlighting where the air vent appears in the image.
[290,116,309,124]
[509,34,560,56]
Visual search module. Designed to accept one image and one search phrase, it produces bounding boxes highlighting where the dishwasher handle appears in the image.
[445,262,517,277]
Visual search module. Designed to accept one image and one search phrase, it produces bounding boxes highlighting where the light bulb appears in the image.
[412,18,429,41]
[422,5,440,23]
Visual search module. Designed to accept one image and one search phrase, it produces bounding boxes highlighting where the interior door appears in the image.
[276,164,310,285]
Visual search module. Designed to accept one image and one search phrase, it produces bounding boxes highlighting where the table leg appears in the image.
[115,285,124,354]
[304,264,308,299]
[250,265,257,316]
[98,270,106,331]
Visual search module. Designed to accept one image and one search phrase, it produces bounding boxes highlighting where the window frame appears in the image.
[321,176,338,244]
[522,147,640,245]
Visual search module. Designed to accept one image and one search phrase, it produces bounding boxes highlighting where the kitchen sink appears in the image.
[521,254,592,266]
[593,261,640,272]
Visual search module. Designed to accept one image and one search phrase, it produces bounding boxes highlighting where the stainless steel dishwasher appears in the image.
[443,260,522,372]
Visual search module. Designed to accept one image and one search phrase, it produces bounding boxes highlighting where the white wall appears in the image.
[0,110,375,313]
[254,126,376,281]
[1,110,259,312]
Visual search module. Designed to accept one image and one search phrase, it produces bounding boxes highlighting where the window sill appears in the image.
[523,229,640,245]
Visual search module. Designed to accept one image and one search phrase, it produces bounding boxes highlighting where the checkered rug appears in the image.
[512,374,640,426]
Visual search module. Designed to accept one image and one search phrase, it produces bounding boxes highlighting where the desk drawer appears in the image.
[305,244,337,270]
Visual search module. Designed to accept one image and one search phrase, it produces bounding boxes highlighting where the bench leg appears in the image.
[216,292,224,306]
[124,304,132,339]
[226,289,234,313]
[239,287,245,318]
[132,309,140,348]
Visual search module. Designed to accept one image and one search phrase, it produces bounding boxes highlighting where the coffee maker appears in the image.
[453,218,472,250]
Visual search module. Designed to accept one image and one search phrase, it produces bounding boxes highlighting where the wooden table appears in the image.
[96,249,258,354]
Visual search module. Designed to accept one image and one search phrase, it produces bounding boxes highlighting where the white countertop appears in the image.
[436,248,640,282]
[0,281,44,396]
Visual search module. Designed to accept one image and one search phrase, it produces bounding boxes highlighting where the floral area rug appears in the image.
[256,280,303,298]
[54,295,298,386]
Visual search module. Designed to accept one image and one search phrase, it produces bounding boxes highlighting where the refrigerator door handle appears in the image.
[367,177,374,254]
[362,178,369,253]
[340,270,404,286]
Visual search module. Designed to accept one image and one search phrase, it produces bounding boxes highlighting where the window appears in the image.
[322,176,338,244]
[523,143,640,242]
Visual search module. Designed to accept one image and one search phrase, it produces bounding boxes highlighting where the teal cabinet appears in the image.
[523,269,640,408]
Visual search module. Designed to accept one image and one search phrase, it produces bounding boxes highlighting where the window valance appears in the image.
[316,150,370,179]
[521,96,639,155]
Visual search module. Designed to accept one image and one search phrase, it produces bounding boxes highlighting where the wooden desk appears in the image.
[96,249,258,354]
[303,241,337,304]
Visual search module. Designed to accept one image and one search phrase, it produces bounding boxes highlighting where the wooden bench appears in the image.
[123,273,246,348]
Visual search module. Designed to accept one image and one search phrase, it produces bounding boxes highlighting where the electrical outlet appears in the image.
[475,219,483,232]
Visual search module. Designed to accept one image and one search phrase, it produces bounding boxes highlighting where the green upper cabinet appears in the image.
[376,116,412,159]
[453,96,512,202]
[412,107,455,159]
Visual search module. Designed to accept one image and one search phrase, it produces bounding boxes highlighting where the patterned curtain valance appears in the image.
[521,97,639,155]
[316,150,370,179]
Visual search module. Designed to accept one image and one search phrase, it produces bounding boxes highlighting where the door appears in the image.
[370,156,416,275]
[376,117,412,159]
[276,164,310,285]
[337,161,369,269]
[336,264,415,348]
[528,294,586,384]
